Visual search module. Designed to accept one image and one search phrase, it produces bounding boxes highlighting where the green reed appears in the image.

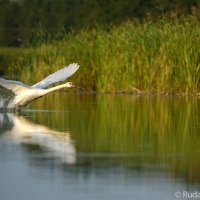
[2,16,200,94]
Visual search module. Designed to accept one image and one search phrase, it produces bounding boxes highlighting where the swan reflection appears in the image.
[0,113,76,164]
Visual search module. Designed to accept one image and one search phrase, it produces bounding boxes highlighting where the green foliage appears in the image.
[2,17,200,94]
[0,0,200,46]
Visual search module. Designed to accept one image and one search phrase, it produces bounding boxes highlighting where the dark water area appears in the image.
[0,93,200,200]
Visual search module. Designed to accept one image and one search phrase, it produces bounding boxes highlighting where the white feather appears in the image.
[32,63,80,89]
[0,63,80,109]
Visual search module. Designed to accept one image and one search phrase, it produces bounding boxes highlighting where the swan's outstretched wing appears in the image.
[0,78,30,95]
[32,63,80,89]
[0,79,31,108]
[0,78,29,88]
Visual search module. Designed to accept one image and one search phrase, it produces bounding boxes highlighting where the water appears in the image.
[0,92,200,200]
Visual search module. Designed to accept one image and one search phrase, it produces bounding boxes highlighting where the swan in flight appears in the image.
[0,63,80,109]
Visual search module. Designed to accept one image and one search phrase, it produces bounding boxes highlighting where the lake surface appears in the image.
[0,92,200,200]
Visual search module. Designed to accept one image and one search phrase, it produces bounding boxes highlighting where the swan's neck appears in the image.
[8,84,70,109]
[44,84,68,94]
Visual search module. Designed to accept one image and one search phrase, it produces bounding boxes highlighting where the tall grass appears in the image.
[2,16,200,94]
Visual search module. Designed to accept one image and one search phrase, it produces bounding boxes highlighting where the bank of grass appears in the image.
[2,16,200,95]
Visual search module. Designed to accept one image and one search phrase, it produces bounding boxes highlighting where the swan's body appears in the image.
[0,63,79,109]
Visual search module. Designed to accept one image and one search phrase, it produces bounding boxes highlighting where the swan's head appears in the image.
[65,82,76,88]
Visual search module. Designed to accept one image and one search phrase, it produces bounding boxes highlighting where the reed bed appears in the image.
[2,17,200,94]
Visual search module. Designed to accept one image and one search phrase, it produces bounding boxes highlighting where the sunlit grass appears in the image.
[1,16,200,94]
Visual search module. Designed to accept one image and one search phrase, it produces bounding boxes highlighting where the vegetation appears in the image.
[1,17,200,95]
[0,0,200,46]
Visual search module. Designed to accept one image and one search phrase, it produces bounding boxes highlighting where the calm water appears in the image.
[0,92,200,200]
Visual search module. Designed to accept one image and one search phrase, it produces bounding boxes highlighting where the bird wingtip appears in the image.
[68,63,80,70]
[72,62,80,67]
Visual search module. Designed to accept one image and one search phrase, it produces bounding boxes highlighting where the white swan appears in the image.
[0,63,80,109]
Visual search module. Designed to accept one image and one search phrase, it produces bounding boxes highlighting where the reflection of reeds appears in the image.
[2,17,200,94]
[29,93,200,183]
